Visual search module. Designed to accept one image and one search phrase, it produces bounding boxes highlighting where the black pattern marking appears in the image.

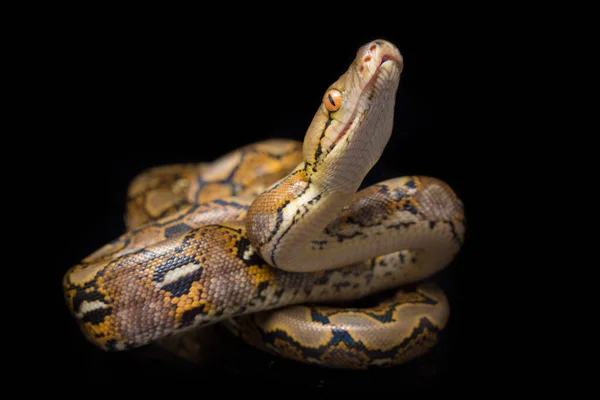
[127,169,189,201]
[152,254,197,283]
[257,316,441,361]
[181,303,206,327]
[328,213,380,230]
[260,171,311,249]
[331,230,367,242]
[152,199,190,222]
[191,148,249,200]
[377,184,409,203]
[160,267,203,297]
[164,223,194,238]
[310,309,330,324]
[72,290,107,316]
[254,281,270,302]
[82,236,132,264]
[81,307,113,325]
[213,199,249,209]
[191,145,301,202]
[311,240,328,250]
[387,221,416,230]
[447,220,464,246]
[107,236,127,246]
[332,281,351,291]
[402,202,419,215]
[388,189,408,202]
[121,205,201,244]
[270,192,321,268]
[104,339,119,351]
[314,273,331,285]
[234,236,264,267]
[273,288,285,301]
[233,305,248,316]
[359,294,437,322]
[313,119,333,166]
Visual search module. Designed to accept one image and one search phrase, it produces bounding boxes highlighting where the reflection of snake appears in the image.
[63,40,465,369]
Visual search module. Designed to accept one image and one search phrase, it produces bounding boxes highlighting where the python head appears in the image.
[303,39,404,194]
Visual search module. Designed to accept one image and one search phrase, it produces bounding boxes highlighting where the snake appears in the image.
[63,40,466,370]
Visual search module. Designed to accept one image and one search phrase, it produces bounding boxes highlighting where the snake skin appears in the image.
[63,40,465,369]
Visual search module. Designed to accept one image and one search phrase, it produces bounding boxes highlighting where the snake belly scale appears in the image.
[63,40,466,369]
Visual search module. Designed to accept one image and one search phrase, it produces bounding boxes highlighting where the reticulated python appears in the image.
[63,40,465,369]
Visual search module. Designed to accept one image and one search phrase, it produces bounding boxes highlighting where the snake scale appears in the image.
[63,40,466,369]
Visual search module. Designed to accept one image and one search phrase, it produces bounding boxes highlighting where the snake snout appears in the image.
[357,40,404,74]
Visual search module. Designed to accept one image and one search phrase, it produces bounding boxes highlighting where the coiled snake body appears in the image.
[63,40,465,369]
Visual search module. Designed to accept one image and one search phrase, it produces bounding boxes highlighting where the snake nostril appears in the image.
[364,55,371,63]
[369,44,377,52]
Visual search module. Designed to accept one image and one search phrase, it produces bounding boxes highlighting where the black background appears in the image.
[35,17,486,394]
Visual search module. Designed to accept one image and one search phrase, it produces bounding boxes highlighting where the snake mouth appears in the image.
[380,54,402,68]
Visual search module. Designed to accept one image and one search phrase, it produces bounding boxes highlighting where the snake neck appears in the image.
[245,163,352,271]
[247,167,465,273]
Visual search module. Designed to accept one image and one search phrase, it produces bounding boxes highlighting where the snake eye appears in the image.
[323,89,342,112]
